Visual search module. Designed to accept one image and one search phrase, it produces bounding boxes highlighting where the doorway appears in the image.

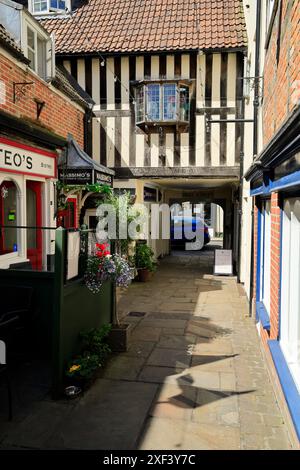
[0,180,18,255]
[26,181,42,270]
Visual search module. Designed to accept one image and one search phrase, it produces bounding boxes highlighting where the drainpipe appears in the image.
[84,107,93,157]
[249,0,262,316]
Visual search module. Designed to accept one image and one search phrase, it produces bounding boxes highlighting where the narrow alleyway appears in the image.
[0,244,292,450]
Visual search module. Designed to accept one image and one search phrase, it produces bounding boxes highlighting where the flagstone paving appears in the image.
[0,245,293,450]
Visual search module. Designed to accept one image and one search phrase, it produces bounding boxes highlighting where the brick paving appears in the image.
[0,245,292,450]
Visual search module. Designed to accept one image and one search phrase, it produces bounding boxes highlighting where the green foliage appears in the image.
[66,324,112,382]
[80,324,112,361]
[66,354,101,380]
[56,181,112,210]
[98,190,139,256]
[134,243,157,272]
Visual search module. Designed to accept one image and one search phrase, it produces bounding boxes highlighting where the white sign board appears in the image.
[67,231,80,280]
[0,137,56,178]
[214,249,233,275]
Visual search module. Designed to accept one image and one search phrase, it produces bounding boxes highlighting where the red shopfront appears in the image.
[0,136,57,270]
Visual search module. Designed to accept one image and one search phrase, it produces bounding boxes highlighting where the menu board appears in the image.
[67,231,80,280]
[214,249,233,275]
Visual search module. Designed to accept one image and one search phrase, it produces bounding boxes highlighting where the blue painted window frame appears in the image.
[268,340,300,441]
[255,199,271,329]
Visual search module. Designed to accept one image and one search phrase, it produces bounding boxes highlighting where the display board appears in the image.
[214,249,233,275]
[67,231,80,280]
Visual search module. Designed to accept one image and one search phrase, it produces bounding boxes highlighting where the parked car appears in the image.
[170,216,211,249]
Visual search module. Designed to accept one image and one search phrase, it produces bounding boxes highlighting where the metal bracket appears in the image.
[13,82,34,103]
[34,99,45,119]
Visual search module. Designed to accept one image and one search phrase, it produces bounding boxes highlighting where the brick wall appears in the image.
[262,0,300,145]
[0,50,85,148]
[270,192,281,340]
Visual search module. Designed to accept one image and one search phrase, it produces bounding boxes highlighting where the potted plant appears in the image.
[134,243,157,282]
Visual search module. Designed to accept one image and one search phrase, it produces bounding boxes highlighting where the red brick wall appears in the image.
[0,51,85,148]
[270,192,281,340]
[263,0,300,145]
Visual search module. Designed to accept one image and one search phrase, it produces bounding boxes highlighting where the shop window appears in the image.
[280,198,300,392]
[0,181,19,256]
[135,82,190,125]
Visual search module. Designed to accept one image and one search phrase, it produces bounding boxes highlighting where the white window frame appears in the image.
[265,0,279,48]
[23,16,55,81]
[29,0,70,15]
[280,198,300,392]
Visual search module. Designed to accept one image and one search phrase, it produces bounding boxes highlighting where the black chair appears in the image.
[0,285,33,330]
[0,365,12,421]
[0,285,33,421]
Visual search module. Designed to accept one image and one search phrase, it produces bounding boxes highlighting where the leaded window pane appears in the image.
[147,84,160,121]
[179,85,189,121]
[136,86,145,123]
[163,83,176,120]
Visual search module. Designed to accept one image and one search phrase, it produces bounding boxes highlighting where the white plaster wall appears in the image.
[240,0,266,299]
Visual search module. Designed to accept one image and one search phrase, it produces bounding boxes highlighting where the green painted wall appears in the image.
[52,228,113,396]
[59,279,112,378]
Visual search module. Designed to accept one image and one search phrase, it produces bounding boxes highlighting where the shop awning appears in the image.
[58,135,114,186]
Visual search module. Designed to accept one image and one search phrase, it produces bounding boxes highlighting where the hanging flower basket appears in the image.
[84,243,134,294]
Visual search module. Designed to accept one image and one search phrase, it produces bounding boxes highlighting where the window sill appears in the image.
[256,301,270,331]
[136,120,189,128]
[268,340,300,441]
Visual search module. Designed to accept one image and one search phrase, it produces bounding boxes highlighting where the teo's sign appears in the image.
[0,137,56,178]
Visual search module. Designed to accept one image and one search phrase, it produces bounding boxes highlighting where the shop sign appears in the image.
[144,186,157,202]
[94,170,113,186]
[59,168,113,186]
[0,137,56,178]
[58,168,93,185]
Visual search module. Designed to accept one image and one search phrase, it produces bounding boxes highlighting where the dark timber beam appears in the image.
[114,166,240,179]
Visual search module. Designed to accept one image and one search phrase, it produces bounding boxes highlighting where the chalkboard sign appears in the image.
[214,249,233,275]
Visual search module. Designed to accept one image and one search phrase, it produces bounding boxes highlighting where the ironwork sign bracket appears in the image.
[13,81,34,103]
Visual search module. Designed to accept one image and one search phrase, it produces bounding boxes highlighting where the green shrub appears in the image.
[80,324,112,362]
[134,243,157,272]
[66,324,112,382]
[66,354,101,380]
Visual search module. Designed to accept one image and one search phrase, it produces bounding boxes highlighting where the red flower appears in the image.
[95,242,110,258]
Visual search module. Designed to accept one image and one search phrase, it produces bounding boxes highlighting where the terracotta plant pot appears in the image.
[137,268,152,282]
[107,323,130,352]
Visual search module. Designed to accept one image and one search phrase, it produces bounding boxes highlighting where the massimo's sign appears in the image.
[58,168,113,186]
[58,168,93,185]
[95,170,112,186]
[0,137,56,178]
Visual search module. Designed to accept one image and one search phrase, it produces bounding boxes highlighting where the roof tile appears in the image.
[40,0,247,54]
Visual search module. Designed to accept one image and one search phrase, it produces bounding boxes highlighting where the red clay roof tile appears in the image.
[40,0,247,55]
